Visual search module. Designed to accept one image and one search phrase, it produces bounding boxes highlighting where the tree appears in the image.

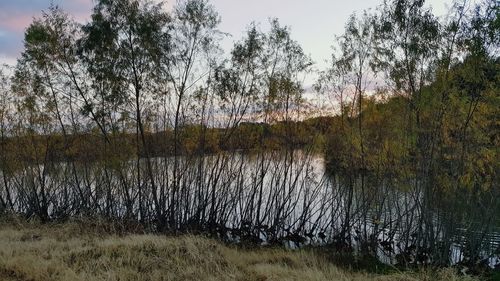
[159,0,221,229]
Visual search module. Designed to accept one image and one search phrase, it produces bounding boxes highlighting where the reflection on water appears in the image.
[0,150,498,267]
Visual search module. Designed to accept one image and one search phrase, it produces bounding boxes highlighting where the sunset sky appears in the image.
[0,0,454,67]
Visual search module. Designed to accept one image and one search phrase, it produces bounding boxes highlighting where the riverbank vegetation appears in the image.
[0,218,482,281]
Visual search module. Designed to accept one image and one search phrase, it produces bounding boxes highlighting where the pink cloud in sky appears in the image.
[0,0,94,63]
[0,14,36,32]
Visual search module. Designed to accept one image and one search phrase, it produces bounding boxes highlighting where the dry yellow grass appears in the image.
[0,218,478,281]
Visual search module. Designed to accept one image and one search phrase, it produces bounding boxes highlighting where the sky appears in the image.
[0,0,454,68]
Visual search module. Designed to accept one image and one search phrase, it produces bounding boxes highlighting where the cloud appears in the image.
[1,14,35,33]
[0,0,178,65]
[0,0,93,64]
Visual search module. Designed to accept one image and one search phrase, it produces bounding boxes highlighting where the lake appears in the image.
[0,149,498,267]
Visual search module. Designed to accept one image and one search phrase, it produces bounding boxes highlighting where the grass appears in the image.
[0,217,481,281]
